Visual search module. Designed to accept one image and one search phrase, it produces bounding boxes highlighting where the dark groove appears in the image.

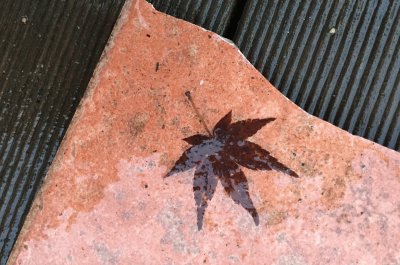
[223,0,247,39]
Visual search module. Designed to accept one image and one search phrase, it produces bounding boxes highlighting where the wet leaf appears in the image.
[165,111,299,230]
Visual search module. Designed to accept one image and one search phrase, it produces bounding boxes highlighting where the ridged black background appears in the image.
[148,0,246,38]
[234,0,399,150]
[0,0,124,263]
[1,0,399,263]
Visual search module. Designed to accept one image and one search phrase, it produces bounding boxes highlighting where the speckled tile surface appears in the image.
[9,0,400,264]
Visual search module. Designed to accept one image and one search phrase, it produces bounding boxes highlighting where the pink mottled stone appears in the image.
[9,0,400,264]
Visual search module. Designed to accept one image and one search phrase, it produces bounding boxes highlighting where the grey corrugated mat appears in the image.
[234,0,399,150]
[0,0,125,263]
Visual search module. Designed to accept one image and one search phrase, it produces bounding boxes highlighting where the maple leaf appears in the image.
[164,111,299,230]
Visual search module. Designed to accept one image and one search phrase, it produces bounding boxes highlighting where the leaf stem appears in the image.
[185,91,212,136]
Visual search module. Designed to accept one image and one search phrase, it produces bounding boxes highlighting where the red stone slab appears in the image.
[10,0,400,264]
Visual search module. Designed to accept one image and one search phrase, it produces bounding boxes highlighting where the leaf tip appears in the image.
[183,134,210,145]
[288,170,300,178]
[163,170,175,178]
[197,212,204,230]
[264,117,276,124]
[250,209,260,225]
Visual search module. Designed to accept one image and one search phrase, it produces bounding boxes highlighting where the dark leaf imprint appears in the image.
[164,111,299,230]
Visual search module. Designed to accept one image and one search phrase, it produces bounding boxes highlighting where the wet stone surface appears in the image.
[9,0,400,264]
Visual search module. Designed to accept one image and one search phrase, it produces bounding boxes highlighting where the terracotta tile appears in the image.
[10,0,400,264]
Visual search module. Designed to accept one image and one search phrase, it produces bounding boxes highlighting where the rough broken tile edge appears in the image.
[8,0,400,263]
[6,1,135,263]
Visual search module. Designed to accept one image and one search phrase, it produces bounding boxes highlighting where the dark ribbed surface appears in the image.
[148,0,246,38]
[234,0,400,150]
[0,0,124,263]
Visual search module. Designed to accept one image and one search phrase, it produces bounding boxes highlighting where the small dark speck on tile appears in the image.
[146,34,151,37]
